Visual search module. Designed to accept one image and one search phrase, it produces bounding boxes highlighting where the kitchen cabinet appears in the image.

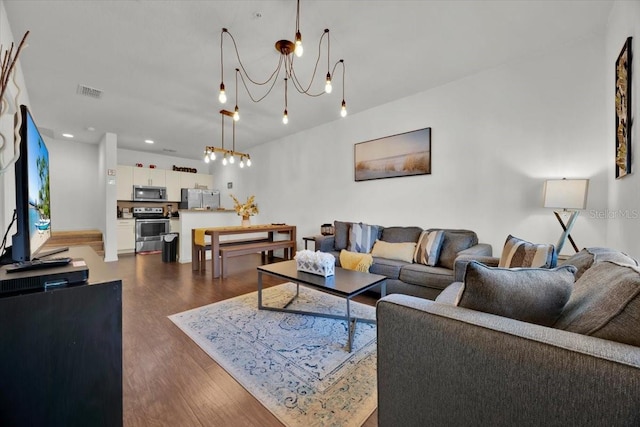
[133,167,166,187]
[165,170,181,201]
[117,165,134,200]
[179,171,214,190]
[117,219,135,253]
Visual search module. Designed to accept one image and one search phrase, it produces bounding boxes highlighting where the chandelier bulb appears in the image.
[294,31,303,57]
[222,154,228,166]
[247,158,252,167]
[239,157,245,168]
[325,73,332,94]
[229,155,235,164]
[282,109,289,124]
[218,83,227,104]
[233,106,239,121]
[204,153,210,163]
[341,100,347,117]
[210,151,216,161]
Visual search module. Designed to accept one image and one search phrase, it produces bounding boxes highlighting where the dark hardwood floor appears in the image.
[117,252,378,426]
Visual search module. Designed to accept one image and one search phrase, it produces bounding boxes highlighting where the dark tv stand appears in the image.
[0,246,122,426]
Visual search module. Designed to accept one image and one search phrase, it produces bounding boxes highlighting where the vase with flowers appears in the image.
[230,194,259,227]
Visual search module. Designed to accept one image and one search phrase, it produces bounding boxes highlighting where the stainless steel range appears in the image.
[133,207,170,253]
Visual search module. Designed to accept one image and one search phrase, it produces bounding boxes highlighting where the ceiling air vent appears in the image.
[162,148,177,153]
[76,84,103,99]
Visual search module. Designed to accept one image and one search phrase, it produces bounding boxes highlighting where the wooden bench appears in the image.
[193,237,271,272]
[219,239,295,278]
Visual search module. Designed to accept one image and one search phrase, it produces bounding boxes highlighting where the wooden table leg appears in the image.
[192,229,199,271]
[212,232,220,278]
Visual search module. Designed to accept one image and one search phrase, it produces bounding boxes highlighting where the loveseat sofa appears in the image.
[314,221,492,299]
[376,247,640,426]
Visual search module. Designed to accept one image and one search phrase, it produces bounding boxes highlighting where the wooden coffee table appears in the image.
[257,259,387,352]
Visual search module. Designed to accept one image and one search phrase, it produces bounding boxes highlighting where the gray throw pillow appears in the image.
[458,261,576,327]
[333,220,351,251]
[554,261,640,346]
[437,230,478,270]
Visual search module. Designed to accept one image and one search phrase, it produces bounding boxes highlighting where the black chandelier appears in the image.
[217,0,347,125]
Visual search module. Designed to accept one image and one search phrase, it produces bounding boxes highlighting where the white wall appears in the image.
[605,0,640,258]
[214,34,609,258]
[100,132,118,262]
[48,137,101,230]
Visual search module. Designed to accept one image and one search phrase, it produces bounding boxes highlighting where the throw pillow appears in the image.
[414,230,445,266]
[371,240,416,263]
[348,223,380,253]
[339,250,374,273]
[554,261,640,347]
[333,220,351,251]
[458,261,576,327]
[499,235,555,268]
[436,230,478,270]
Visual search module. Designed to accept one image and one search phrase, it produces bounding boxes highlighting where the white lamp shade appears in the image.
[543,179,589,210]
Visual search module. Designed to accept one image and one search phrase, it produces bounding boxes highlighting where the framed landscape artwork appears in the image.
[354,127,431,182]
[615,37,632,179]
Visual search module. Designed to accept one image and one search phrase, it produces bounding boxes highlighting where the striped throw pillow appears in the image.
[413,230,445,266]
[499,235,555,268]
[348,223,379,253]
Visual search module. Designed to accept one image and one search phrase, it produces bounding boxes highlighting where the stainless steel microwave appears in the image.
[133,185,167,202]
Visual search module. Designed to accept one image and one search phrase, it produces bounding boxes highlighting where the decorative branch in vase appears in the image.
[0,31,29,174]
[230,194,259,226]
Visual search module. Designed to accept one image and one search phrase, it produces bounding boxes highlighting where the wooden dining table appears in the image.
[192,224,297,278]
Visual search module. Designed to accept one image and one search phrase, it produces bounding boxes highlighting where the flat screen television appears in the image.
[11,105,52,262]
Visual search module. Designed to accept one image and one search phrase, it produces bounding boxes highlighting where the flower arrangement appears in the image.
[230,194,259,218]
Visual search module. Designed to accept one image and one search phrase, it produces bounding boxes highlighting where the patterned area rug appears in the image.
[169,282,377,427]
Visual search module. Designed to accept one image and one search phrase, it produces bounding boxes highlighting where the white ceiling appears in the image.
[3,0,613,161]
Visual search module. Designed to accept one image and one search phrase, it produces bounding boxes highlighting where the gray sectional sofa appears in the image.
[376,247,640,426]
[314,221,492,299]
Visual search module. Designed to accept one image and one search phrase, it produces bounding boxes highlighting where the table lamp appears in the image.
[543,178,589,254]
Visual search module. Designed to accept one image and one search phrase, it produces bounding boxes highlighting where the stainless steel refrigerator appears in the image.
[179,188,220,209]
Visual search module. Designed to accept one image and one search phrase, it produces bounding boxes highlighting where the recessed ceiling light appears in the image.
[86,126,96,132]
[145,139,154,144]
[62,133,74,138]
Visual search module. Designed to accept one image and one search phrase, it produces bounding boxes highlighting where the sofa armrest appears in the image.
[376,294,640,427]
[314,234,335,252]
[453,253,499,282]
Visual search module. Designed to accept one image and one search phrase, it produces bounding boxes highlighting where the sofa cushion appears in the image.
[380,226,423,243]
[348,223,380,253]
[434,229,478,270]
[413,230,445,266]
[498,235,554,268]
[371,240,416,263]
[458,261,576,327]
[399,263,454,291]
[554,261,640,346]
[339,250,373,272]
[333,220,352,250]
[370,257,407,280]
[559,247,638,280]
